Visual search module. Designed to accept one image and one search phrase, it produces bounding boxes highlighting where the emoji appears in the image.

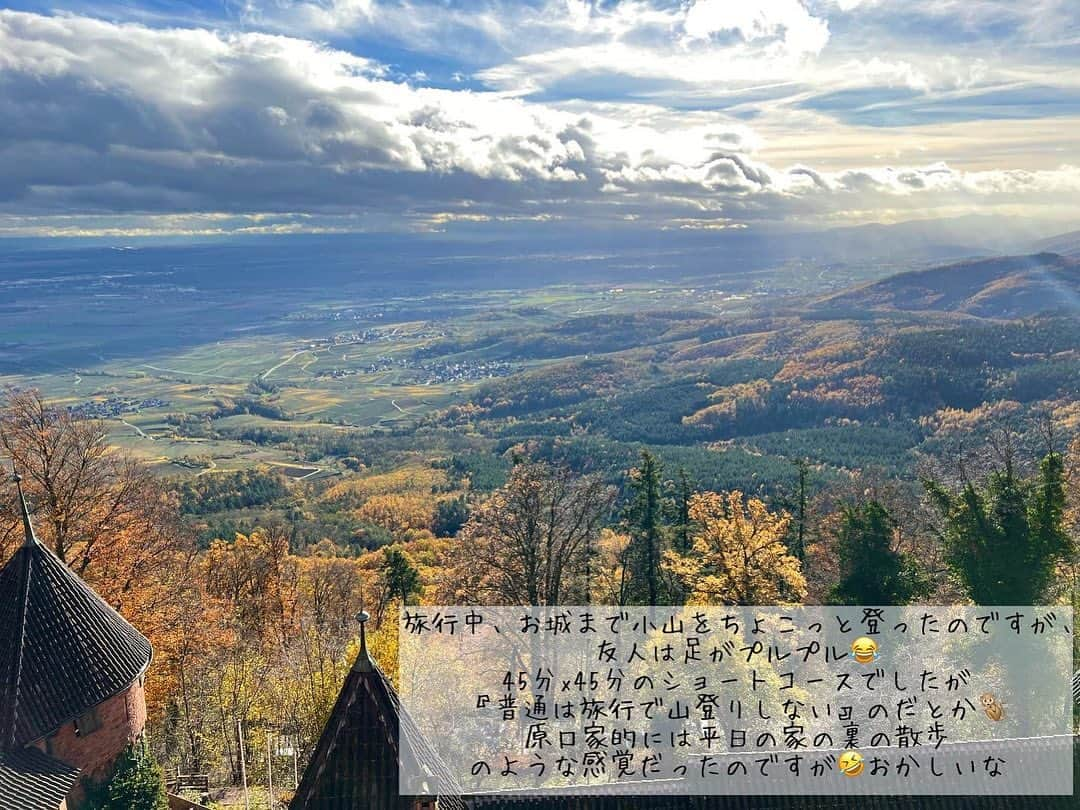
[851,637,879,664]
[837,750,864,777]
[979,693,1005,722]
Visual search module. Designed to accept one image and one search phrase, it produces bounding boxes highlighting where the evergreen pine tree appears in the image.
[830,501,929,605]
[83,741,169,810]
[794,458,809,561]
[383,546,422,605]
[925,451,1071,604]
[433,496,469,537]
[672,467,694,553]
[624,450,666,604]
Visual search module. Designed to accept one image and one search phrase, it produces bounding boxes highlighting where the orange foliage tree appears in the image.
[0,389,195,718]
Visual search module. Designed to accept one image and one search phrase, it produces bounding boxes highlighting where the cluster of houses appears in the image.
[319,357,514,385]
[66,397,170,420]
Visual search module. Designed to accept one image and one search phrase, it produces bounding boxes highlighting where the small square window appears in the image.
[74,707,102,737]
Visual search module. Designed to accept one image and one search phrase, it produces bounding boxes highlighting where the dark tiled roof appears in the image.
[0,745,79,810]
[290,616,468,810]
[294,626,1080,810]
[0,478,153,749]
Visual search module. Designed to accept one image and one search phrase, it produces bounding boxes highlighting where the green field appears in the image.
[17,280,774,477]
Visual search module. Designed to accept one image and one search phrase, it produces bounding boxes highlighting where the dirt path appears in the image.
[121,419,152,440]
[261,350,307,380]
[143,364,234,380]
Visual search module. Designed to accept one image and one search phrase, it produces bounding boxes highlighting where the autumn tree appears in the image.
[925,450,1071,604]
[663,490,806,605]
[355,493,435,539]
[197,528,303,781]
[1,390,164,566]
[299,540,368,638]
[199,550,273,782]
[203,527,298,647]
[157,582,220,773]
[279,543,368,759]
[0,389,194,720]
[829,501,930,605]
[172,529,370,784]
[446,461,614,604]
[590,528,632,605]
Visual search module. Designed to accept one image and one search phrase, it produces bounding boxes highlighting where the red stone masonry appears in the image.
[33,676,148,782]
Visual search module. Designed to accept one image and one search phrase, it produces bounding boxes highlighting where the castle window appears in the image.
[74,707,102,737]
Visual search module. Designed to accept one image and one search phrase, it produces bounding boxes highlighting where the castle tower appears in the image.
[0,470,153,809]
[290,610,463,810]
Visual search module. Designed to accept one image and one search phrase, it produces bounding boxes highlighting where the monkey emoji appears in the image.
[979,692,1005,722]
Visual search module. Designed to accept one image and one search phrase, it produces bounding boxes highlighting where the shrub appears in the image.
[83,741,169,810]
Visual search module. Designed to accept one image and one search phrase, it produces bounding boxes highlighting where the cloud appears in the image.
[463,0,837,99]
[682,0,831,57]
[0,8,1079,236]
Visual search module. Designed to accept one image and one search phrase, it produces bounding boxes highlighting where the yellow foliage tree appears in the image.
[355,493,435,537]
[662,490,806,605]
[591,528,631,605]
[322,465,447,504]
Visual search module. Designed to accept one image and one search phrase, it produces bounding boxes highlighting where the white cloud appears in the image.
[682,0,830,57]
[1,8,1079,235]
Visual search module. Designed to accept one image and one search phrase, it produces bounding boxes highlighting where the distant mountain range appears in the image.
[1034,230,1080,257]
[813,252,1079,319]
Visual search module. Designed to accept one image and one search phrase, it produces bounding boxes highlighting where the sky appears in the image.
[0,0,1079,238]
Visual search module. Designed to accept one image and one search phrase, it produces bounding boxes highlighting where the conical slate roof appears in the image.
[290,611,467,810]
[0,472,152,750]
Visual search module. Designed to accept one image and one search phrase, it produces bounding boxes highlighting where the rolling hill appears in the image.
[1034,229,1080,258]
[812,252,1079,318]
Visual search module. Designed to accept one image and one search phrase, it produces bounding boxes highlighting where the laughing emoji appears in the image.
[851,637,879,664]
[838,749,864,777]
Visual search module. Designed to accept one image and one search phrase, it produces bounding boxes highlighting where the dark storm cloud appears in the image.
[0,8,1078,235]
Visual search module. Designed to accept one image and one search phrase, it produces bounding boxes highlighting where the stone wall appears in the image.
[30,677,149,807]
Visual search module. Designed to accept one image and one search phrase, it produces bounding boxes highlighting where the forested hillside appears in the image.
[0,255,1077,805]
[815,253,1078,318]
